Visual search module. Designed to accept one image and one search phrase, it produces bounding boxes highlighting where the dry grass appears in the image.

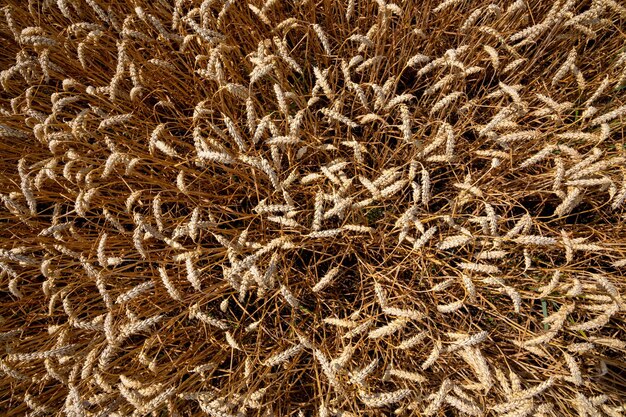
[1,0,626,415]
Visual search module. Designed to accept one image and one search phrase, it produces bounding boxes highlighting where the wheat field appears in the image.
[1,0,626,415]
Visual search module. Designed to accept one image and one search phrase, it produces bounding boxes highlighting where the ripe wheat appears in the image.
[1,0,626,416]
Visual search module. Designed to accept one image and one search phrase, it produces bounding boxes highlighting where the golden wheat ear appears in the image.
[2,0,626,415]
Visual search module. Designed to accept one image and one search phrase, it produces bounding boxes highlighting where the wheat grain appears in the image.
[459,347,492,389]
[307,229,342,238]
[562,352,583,386]
[447,331,488,353]
[189,304,229,330]
[444,394,482,416]
[395,332,427,350]
[343,320,373,339]
[197,150,235,165]
[504,285,522,313]
[348,34,373,49]
[245,320,261,334]
[279,284,300,309]
[437,300,463,313]
[412,226,437,250]
[420,340,442,370]
[383,306,424,321]
[458,7,482,31]
[371,281,388,309]
[514,235,557,246]
[223,331,241,350]
[386,94,415,111]
[313,267,340,292]
[554,187,583,217]
[348,358,378,386]
[567,342,594,353]
[368,318,408,339]
[249,62,275,85]
[430,91,463,115]
[425,74,455,96]
[423,379,452,416]
[433,0,462,13]
[537,270,561,299]
[330,344,354,370]
[323,318,358,328]
[6,343,76,362]
[320,107,357,128]
[159,266,182,301]
[239,155,281,191]
[565,178,612,188]
[437,234,472,250]
[117,315,163,342]
[385,368,426,383]
[17,159,36,214]
[314,348,344,393]
[458,262,500,274]
[357,55,385,74]
[341,224,372,234]
[312,24,331,55]
[359,389,411,407]
[591,104,626,126]
[116,281,154,304]
[407,54,431,68]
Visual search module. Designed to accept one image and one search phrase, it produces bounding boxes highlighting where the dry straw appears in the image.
[1,0,626,416]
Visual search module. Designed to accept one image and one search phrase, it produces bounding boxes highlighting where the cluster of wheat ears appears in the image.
[1,0,626,415]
